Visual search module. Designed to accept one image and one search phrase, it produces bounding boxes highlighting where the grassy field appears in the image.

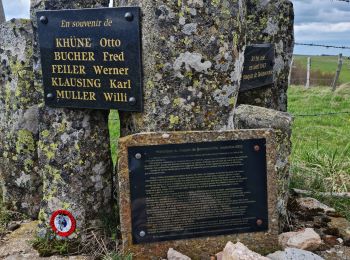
[293,55,350,83]
[288,85,350,219]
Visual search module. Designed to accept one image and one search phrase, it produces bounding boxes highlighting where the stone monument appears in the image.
[237,0,294,112]
[30,0,113,238]
[0,19,42,218]
[114,0,294,258]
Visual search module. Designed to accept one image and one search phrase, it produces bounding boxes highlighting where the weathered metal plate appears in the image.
[240,44,274,92]
[128,138,268,244]
[37,7,142,111]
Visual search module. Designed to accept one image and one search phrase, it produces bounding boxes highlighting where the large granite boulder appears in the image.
[0,0,4,24]
[116,0,247,135]
[0,19,42,218]
[238,0,294,111]
[30,0,113,237]
[116,0,294,137]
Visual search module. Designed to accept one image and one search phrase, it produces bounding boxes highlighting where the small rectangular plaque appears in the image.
[240,43,274,92]
[128,138,268,244]
[37,7,142,111]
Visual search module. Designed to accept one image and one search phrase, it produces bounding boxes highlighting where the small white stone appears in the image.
[162,133,170,139]
[222,241,269,260]
[167,248,191,260]
[279,228,322,251]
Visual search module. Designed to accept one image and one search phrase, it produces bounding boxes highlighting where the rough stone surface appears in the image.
[222,241,269,260]
[116,0,247,136]
[118,130,279,258]
[237,0,294,112]
[30,0,113,238]
[327,217,350,245]
[267,248,324,260]
[0,221,92,259]
[36,107,113,238]
[115,0,294,137]
[296,197,336,214]
[167,248,191,260]
[279,228,322,251]
[0,19,42,218]
[234,104,292,230]
[0,0,4,23]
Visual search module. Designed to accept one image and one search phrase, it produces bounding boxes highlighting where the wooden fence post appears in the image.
[331,53,343,91]
[305,57,311,88]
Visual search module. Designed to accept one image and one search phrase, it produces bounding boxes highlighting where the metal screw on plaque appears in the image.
[139,230,146,237]
[46,93,54,101]
[129,97,137,106]
[256,219,263,226]
[125,12,134,22]
[135,153,142,159]
[254,145,260,152]
[40,16,48,24]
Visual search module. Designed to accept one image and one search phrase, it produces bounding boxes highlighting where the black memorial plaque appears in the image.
[128,139,268,244]
[240,43,274,92]
[37,7,142,111]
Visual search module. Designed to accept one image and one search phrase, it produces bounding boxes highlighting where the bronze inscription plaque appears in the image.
[128,138,268,244]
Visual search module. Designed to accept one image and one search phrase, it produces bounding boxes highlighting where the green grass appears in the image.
[293,55,350,83]
[108,110,120,165]
[288,85,350,219]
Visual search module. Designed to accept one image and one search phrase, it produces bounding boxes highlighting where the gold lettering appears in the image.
[109,79,131,89]
[56,90,96,100]
[103,92,127,102]
[93,66,129,75]
[51,77,101,88]
[54,51,95,61]
[52,65,86,75]
[103,51,125,61]
[99,38,121,47]
[55,37,92,48]
[71,20,102,28]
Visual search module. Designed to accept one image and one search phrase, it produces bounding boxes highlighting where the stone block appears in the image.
[0,0,4,24]
[30,0,114,237]
[116,0,247,135]
[0,19,42,218]
[117,130,279,258]
[237,0,294,111]
[234,104,293,230]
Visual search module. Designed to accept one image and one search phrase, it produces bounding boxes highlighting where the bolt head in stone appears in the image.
[125,12,134,21]
[40,16,48,24]
[129,97,137,106]
[254,145,260,152]
[46,93,54,100]
[135,153,142,160]
[139,230,146,237]
[256,219,263,226]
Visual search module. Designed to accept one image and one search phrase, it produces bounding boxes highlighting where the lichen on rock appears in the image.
[0,19,42,218]
[30,0,113,238]
[238,0,294,111]
[118,0,247,135]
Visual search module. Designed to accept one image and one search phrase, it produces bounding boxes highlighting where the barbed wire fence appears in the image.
[290,42,350,90]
